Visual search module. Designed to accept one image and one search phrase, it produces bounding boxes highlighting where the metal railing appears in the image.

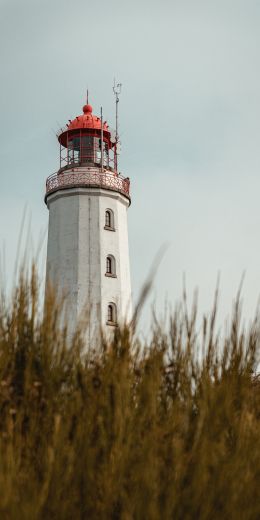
[45,167,130,200]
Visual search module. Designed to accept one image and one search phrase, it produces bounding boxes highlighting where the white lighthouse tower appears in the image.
[45,95,132,345]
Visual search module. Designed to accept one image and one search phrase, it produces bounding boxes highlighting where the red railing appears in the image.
[45,167,130,200]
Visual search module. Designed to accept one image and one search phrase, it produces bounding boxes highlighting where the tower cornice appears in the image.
[45,186,131,208]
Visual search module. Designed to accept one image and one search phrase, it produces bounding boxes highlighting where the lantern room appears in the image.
[58,102,118,172]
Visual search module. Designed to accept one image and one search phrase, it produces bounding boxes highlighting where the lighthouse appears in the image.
[45,95,132,345]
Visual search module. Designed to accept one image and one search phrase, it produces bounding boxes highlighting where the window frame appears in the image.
[104,209,115,231]
[107,302,117,325]
[105,254,117,277]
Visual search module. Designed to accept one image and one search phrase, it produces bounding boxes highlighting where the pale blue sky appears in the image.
[1,0,260,327]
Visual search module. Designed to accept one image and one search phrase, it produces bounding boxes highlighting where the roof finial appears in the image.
[87,89,89,105]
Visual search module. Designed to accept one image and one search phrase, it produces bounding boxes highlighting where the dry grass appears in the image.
[0,267,259,519]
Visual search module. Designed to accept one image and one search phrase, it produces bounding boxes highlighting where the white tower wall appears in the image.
[46,186,131,346]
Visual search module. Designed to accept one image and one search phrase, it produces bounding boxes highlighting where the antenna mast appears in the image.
[100,106,104,172]
[113,79,122,173]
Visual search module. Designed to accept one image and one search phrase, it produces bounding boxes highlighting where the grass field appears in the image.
[0,267,259,519]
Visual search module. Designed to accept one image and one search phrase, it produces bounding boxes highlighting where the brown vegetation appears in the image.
[0,269,259,519]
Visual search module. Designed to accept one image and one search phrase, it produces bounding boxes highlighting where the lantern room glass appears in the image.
[65,133,110,168]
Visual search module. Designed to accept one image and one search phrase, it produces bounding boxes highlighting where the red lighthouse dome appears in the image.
[58,101,112,148]
[64,103,110,133]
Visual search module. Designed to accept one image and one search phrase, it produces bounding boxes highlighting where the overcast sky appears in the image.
[1,0,260,329]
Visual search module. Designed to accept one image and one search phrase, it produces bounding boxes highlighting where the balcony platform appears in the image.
[45,166,130,202]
